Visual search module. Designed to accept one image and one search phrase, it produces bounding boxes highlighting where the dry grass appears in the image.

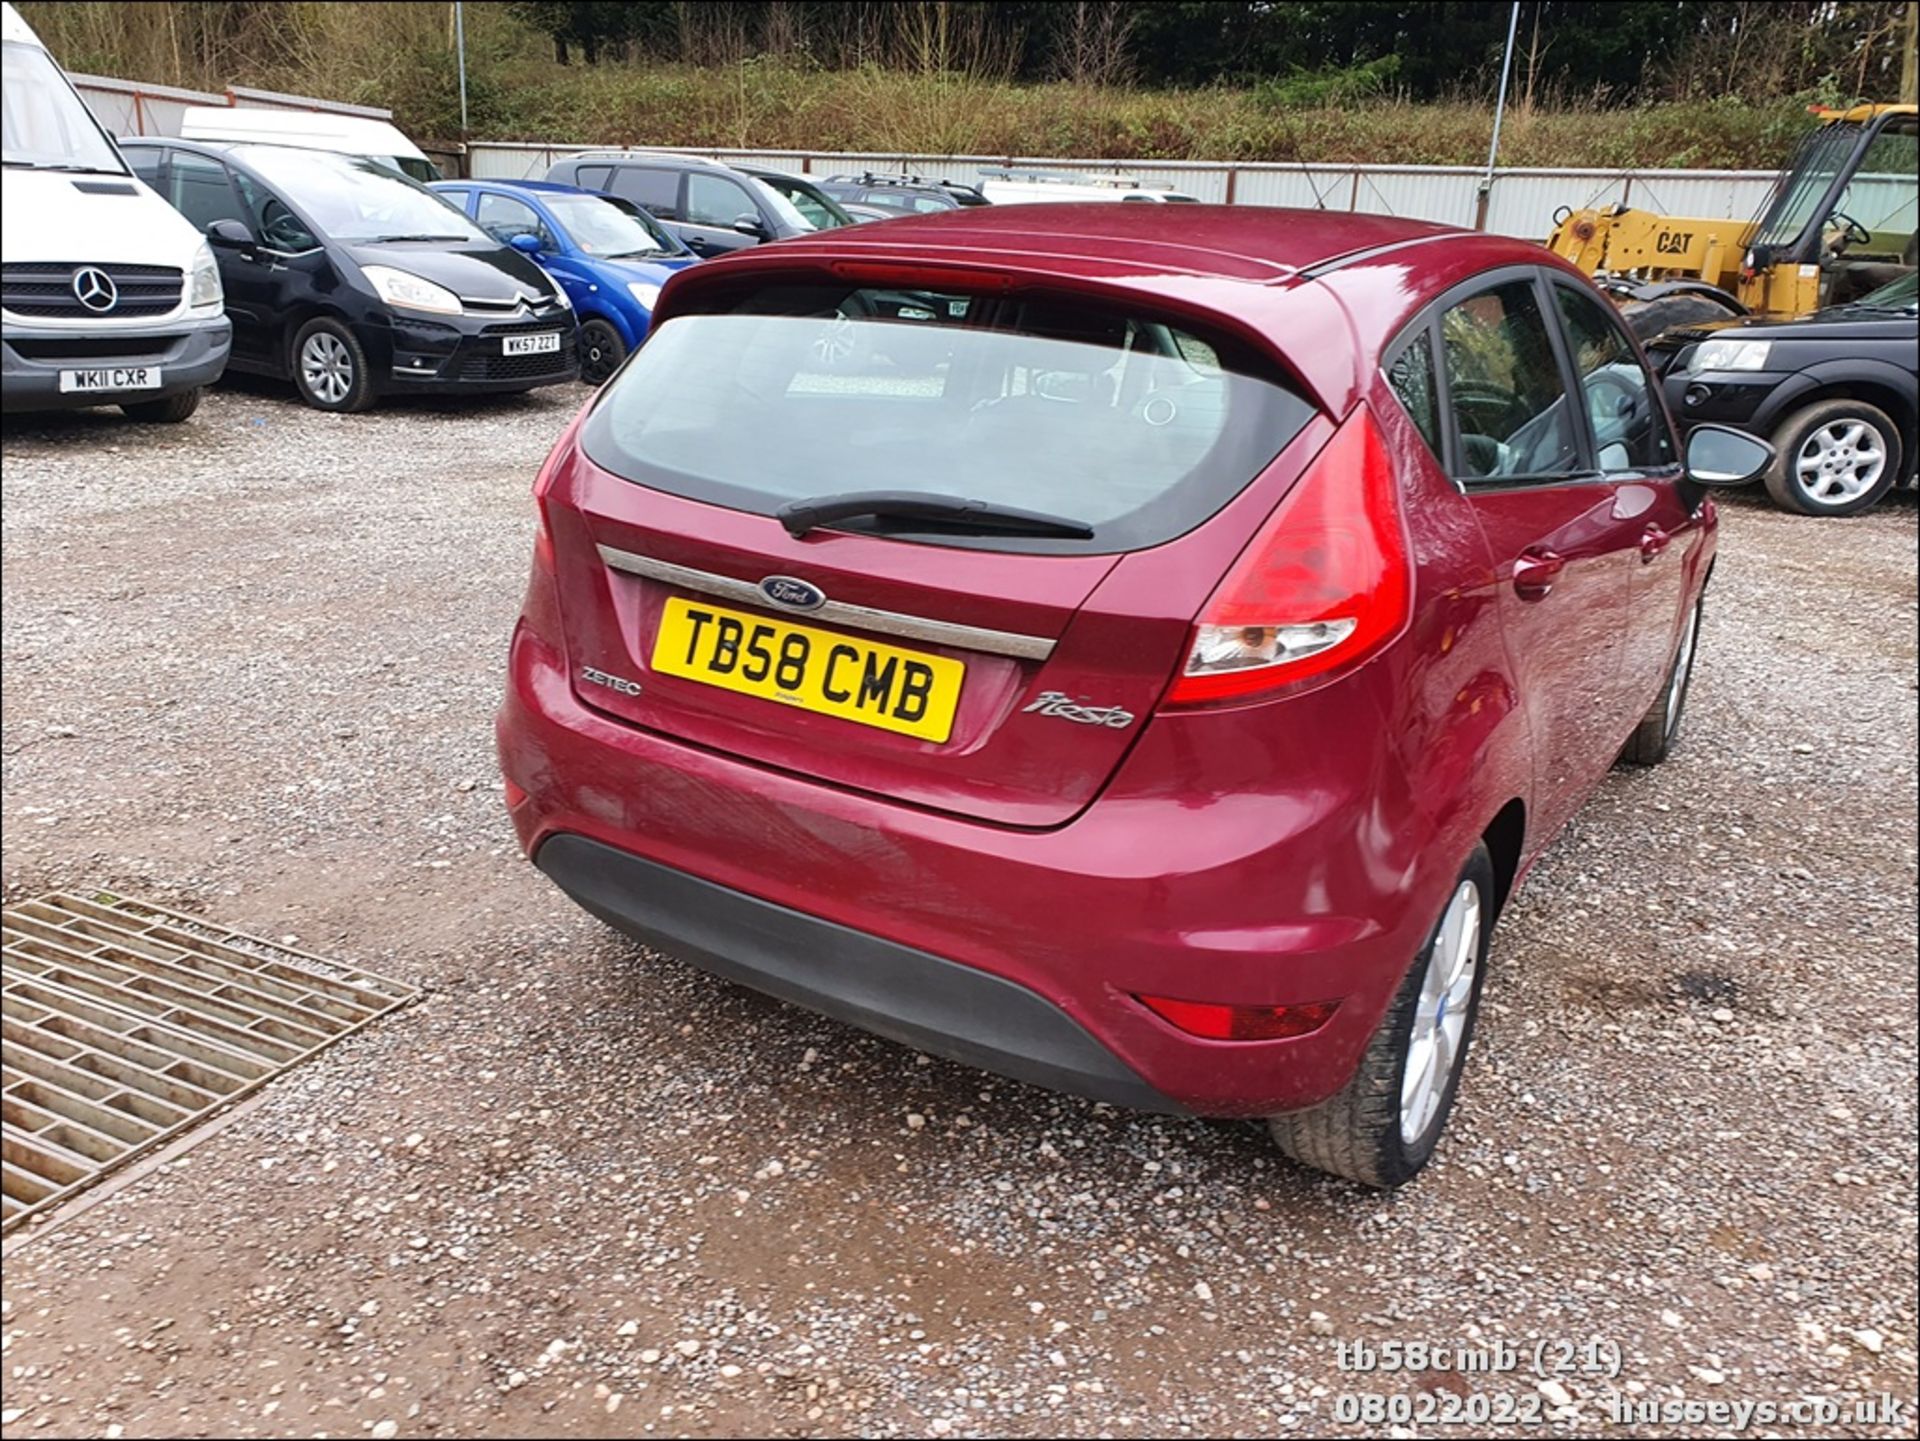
[468,60,1811,171]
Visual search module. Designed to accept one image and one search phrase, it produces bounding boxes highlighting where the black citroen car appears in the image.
[122,139,578,411]
[1654,272,1918,517]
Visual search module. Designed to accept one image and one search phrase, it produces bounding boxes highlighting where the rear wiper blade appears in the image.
[776,491,1094,540]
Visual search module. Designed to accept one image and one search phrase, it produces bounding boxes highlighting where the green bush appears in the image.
[1252,56,1403,110]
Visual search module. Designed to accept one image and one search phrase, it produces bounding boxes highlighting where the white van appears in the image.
[1,1,229,421]
[180,106,440,183]
[977,169,1201,205]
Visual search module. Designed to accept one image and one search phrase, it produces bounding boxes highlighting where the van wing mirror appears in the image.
[1685,424,1775,487]
[205,218,256,251]
[731,213,771,240]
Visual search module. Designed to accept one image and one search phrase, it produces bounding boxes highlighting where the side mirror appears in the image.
[509,232,544,254]
[731,213,771,241]
[206,218,255,251]
[1685,424,1775,487]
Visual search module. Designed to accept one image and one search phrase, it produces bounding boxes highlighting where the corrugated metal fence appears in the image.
[467,141,1784,240]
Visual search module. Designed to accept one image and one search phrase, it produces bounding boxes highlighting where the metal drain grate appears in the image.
[2,890,417,1233]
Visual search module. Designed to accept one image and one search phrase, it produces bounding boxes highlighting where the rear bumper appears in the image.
[536,832,1183,1112]
[0,313,230,413]
[496,619,1473,1118]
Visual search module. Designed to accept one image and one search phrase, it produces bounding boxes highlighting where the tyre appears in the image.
[578,317,628,387]
[1762,399,1903,517]
[1268,845,1495,1188]
[1617,293,1742,344]
[119,388,201,424]
[291,317,375,412]
[1620,593,1703,766]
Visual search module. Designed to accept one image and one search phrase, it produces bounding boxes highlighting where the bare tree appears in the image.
[1054,0,1135,87]
[762,0,805,61]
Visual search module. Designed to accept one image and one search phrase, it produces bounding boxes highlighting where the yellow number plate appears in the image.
[651,596,965,743]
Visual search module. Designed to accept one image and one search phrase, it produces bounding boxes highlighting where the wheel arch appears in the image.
[581,305,641,349]
[1754,363,1918,471]
[1481,798,1528,919]
[281,303,364,375]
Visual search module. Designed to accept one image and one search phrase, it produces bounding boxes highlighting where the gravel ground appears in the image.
[2,384,1916,1440]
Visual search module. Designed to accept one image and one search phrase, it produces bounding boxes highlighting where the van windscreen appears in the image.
[2,41,124,174]
[579,283,1316,554]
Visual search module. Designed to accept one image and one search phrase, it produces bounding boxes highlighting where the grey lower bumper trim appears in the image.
[535,833,1182,1113]
[1,314,230,413]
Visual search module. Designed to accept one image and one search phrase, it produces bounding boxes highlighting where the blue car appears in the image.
[431,178,699,385]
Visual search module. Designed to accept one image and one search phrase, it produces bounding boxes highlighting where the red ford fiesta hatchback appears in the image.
[497,206,1770,1186]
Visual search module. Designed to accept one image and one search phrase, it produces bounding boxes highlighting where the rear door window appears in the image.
[125,146,164,187]
[1438,279,1582,483]
[169,152,247,233]
[608,165,680,218]
[580,283,1316,554]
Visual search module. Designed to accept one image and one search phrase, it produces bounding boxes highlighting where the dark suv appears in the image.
[545,152,816,258]
[819,172,990,216]
[1654,271,1918,516]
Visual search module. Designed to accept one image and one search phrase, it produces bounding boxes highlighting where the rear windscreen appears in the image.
[578,282,1317,553]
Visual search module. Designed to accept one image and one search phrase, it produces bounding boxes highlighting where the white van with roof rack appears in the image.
[179,106,441,183]
[2,0,229,421]
[977,169,1200,205]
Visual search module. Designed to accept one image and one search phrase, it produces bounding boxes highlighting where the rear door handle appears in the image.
[1639,526,1673,562]
[1512,549,1566,601]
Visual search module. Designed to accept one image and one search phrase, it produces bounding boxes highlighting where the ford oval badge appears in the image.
[759,575,826,612]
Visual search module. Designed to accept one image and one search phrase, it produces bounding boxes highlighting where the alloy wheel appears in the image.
[1399,879,1481,1145]
[1665,599,1702,736]
[1795,420,1886,503]
[300,331,355,406]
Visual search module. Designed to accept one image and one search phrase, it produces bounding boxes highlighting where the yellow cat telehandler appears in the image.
[1546,103,1918,339]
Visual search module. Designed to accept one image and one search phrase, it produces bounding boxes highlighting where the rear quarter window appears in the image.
[609,165,680,218]
[579,282,1317,554]
[1386,329,1443,461]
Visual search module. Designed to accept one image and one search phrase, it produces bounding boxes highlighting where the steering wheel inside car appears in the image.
[1449,381,1530,439]
[1827,211,1873,249]
[260,202,311,251]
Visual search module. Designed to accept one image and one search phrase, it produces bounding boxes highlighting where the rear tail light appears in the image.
[521,433,572,632]
[1163,403,1410,706]
[1137,994,1340,1042]
[530,424,582,575]
[532,432,569,500]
